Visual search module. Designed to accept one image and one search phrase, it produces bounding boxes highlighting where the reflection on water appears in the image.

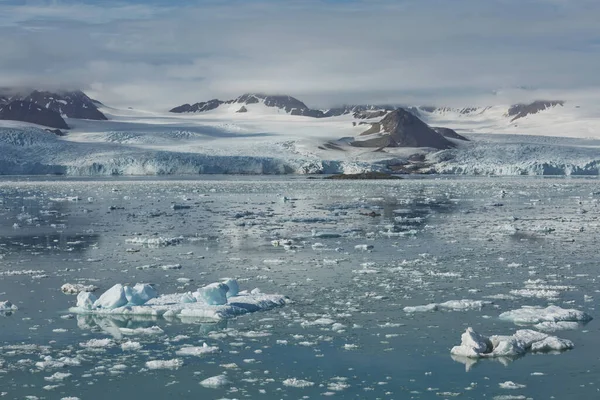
[77,314,228,339]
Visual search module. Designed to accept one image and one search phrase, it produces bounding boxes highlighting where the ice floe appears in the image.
[404,299,491,313]
[200,374,229,388]
[451,327,574,360]
[175,343,220,356]
[69,279,288,321]
[499,305,592,326]
[145,359,184,370]
[0,301,18,314]
[125,236,184,247]
[61,283,98,294]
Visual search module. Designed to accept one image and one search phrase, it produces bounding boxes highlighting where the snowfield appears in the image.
[1,100,600,175]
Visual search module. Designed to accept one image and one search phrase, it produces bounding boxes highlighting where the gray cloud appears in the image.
[1,0,599,110]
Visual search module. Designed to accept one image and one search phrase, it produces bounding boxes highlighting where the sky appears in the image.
[0,0,599,110]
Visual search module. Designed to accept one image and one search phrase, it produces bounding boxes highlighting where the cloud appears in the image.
[0,0,599,110]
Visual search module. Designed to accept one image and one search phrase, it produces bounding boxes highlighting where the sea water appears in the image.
[0,176,598,399]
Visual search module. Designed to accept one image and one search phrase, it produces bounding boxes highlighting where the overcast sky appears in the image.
[1,0,599,110]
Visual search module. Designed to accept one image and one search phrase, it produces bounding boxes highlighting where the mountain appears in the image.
[506,100,564,122]
[21,90,107,120]
[351,109,455,149]
[432,127,469,141]
[0,101,69,129]
[170,99,224,113]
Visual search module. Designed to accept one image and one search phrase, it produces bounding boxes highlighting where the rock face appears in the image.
[432,127,469,141]
[0,101,69,129]
[507,100,564,122]
[170,99,224,113]
[21,90,107,120]
[351,109,454,149]
[238,94,326,117]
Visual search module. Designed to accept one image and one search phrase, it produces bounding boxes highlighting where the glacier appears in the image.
[2,101,600,176]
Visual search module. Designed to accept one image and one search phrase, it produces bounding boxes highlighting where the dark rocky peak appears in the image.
[0,100,69,129]
[170,99,223,113]
[235,93,325,117]
[236,106,248,113]
[351,108,454,150]
[21,90,107,120]
[507,100,564,122]
[418,106,486,115]
[432,127,469,141]
[323,104,395,118]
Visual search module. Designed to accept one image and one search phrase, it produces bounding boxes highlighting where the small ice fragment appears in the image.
[200,375,229,388]
[283,378,315,388]
[145,359,183,370]
[61,283,98,294]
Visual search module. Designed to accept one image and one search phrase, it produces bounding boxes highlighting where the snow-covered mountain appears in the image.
[21,90,107,121]
[0,100,69,130]
[1,90,600,176]
[0,89,107,129]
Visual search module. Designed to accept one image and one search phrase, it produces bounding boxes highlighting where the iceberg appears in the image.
[450,327,574,360]
[69,279,288,321]
[499,305,592,325]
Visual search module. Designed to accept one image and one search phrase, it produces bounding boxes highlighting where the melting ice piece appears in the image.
[61,283,98,294]
[69,280,287,321]
[404,299,491,313]
[0,301,18,313]
[193,283,229,305]
[176,343,220,356]
[450,327,574,360]
[200,375,229,388]
[93,284,128,309]
[76,292,98,310]
[499,305,592,325]
[222,278,239,298]
[124,284,158,306]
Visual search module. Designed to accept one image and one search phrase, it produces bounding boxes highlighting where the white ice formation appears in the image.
[450,327,574,359]
[70,279,287,321]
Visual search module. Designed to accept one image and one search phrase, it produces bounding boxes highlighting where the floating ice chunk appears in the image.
[145,359,183,370]
[404,304,438,313]
[534,321,582,332]
[76,292,97,310]
[119,326,164,336]
[79,338,115,348]
[404,300,490,313]
[124,284,158,305]
[176,343,220,356]
[69,281,287,321]
[44,372,71,382]
[283,378,315,388]
[0,301,18,312]
[194,283,229,305]
[499,381,526,389]
[451,327,574,359]
[121,341,142,351]
[499,305,592,325]
[450,327,492,357]
[125,236,184,247]
[200,375,229,388]
[94,284,128,309]
[530,336,574,352]
[354,244,374,251]
[222,278,239,298]
[159,264,182,270]
[272,239,293,247]
[61,283,98,294]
